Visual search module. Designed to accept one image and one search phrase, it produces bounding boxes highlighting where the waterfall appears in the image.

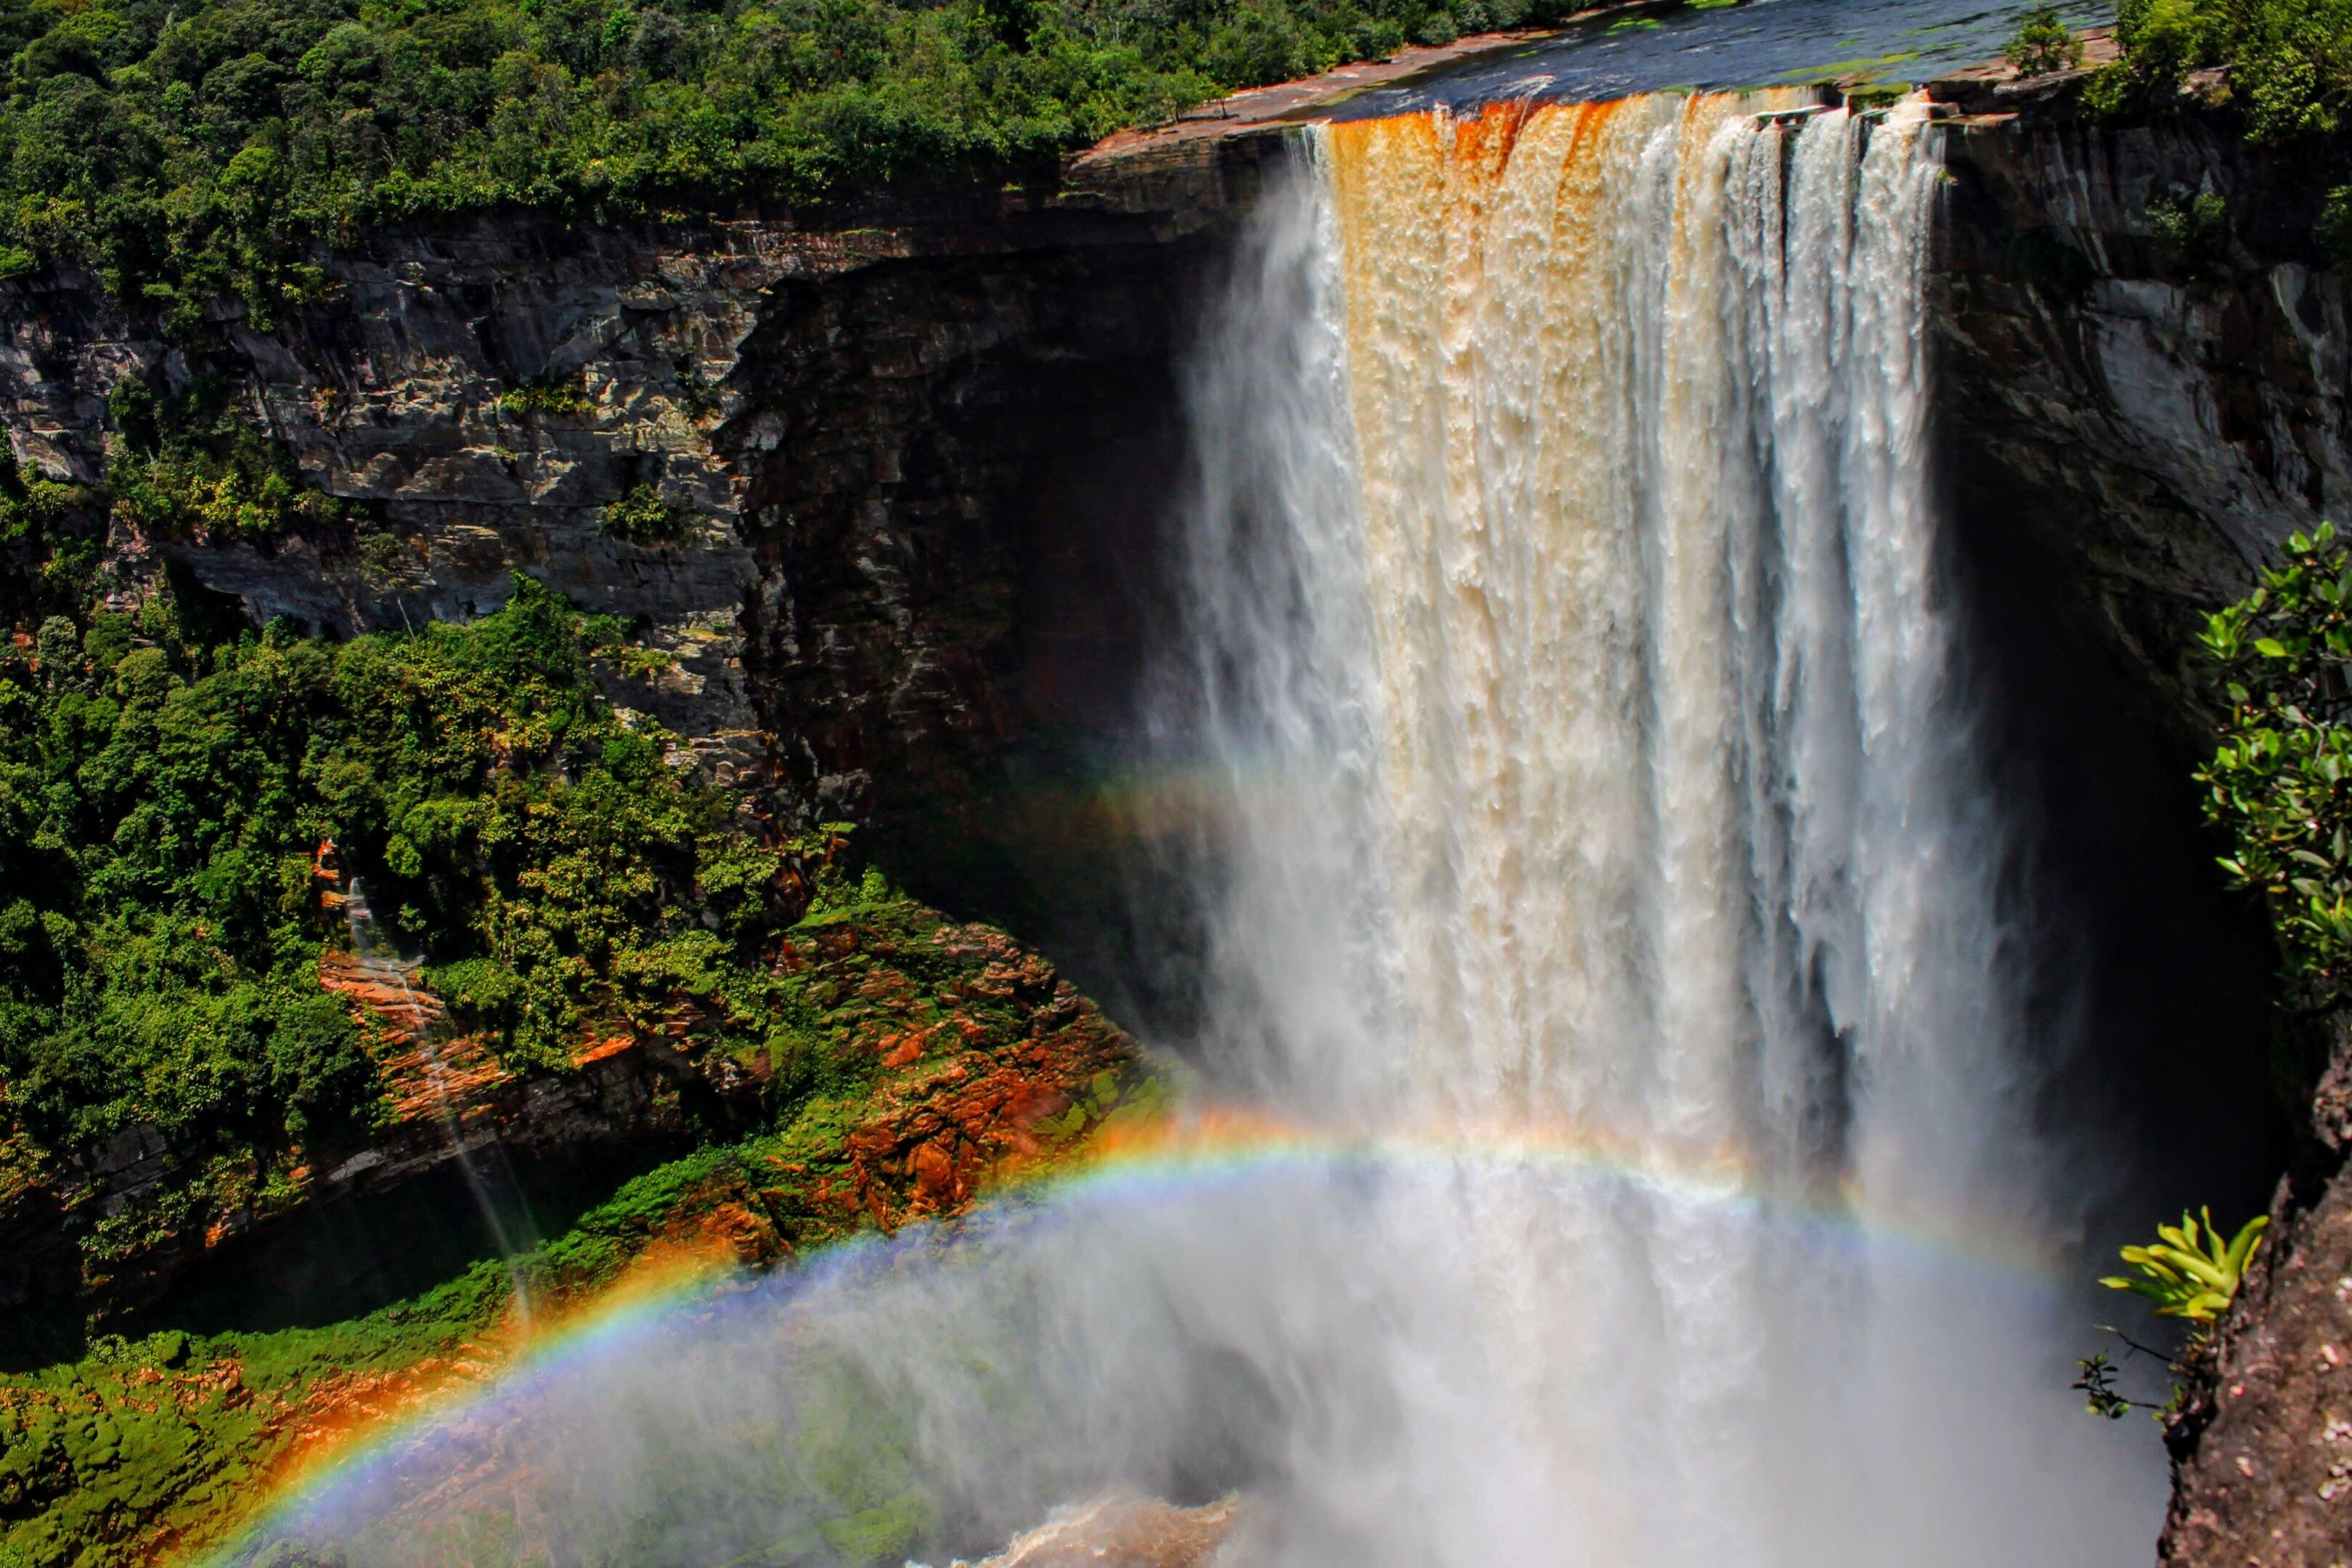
[1147,91,2161,1561]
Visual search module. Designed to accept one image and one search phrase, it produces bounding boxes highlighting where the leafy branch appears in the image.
[2199,521,2352,1011]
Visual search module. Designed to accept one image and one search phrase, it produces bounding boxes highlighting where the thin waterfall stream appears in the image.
[230,93,2162,1568]
[343,875,537,1324]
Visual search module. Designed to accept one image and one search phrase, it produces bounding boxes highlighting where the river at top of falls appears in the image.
[1323,0,2113,119]
[224,93,2163,1568]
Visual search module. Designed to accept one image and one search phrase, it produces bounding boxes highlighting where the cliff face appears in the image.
[0,147,1279,798]
[1933,75,2346,743]
[1931,73,2352,1568]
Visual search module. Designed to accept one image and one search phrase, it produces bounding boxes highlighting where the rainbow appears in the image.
[194,1103,2075,1567]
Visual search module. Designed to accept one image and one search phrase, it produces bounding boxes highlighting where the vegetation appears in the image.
[2102,1208,2270,1322]
[2199,521,2352,1012]
[2088,0,2352,142]
[2075,1208,2267,1422]
[495,374,594,419]
[105,374,343,542]
[2067,526,2349,1424]
[597,482,692,544]
[2146,181,2239,282]
[0,570,818,1319]
[0,0,1604,322]
[2004,5,2082,76]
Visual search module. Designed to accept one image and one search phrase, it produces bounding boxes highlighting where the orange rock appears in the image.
[909,1139,959,1203]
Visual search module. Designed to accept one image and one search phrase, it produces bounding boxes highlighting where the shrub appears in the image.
[2147,184,2237,281]
[497,376,595,419]
[105,375,341,543]
[2200,520,2352,1008]
[599,485,692,546]
[2005,5,2084,75]
[2318,185,2352,269]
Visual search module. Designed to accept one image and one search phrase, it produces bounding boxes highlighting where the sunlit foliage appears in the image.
[2091,0,2352,142]
[0,574,793,1180]
[2101,1208,2270,1323]
[2200,520,2352,1009]
[0,0,1595,319]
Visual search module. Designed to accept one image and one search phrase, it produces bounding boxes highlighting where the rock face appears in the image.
[952,1493,1246,1568]
[2162,1024,2352,1567]
[0,154,1283,795]
[1932,74,2347,743]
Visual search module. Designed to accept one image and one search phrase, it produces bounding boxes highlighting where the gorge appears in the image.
[5,9,2352,1568]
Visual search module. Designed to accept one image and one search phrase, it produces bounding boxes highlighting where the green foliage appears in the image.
[2320,184,2352,271]
[0,573,798,1242]
[0,0,1594,317]
[105,375,340,542]
[2100,1208,2269,1322]
[495,375,593,419]
[597,483,690,545]
[2198,520,2352,1008]
[2147,182,2237,281]
[0,891,1159,1568]
[2004,5,2083,75]
[2092,0,2352,140]
[2073,1349,2139,1418]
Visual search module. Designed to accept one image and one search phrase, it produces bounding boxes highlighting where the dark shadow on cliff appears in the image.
[1945,448,2293,1263]
[128,1142,682,1339]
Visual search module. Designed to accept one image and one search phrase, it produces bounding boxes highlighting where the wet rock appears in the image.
[949,1493,1247,1568]
[1931,83,2351,747]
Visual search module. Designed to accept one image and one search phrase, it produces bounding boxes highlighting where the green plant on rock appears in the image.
[2200,520,2352,1010]
[599,486,692,547]
[496,376,594,420]
[2005,6,2085,75]
[2147,183,2237,281]
[2102,1208,2269,1323]
[2319,186,2352,270]
[105,375,340,544]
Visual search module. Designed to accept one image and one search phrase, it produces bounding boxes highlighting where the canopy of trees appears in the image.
[0,0,1587,319]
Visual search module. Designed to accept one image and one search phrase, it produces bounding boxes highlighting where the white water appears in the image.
[253,94,2163,1568]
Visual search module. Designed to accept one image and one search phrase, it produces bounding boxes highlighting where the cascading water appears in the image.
[234,92,2163,1568]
